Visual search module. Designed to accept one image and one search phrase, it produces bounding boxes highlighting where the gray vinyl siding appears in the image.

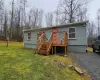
[24,31,37,48]
[23,23,87,52]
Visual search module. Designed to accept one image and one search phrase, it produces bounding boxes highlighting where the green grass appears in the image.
[87,47,93,52]
[0,41,83,80]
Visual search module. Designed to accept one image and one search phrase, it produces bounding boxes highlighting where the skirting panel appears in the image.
[68,45,87,53]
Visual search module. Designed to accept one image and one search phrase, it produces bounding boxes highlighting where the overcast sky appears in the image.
[28,0,100,21]
[5,0,100,23]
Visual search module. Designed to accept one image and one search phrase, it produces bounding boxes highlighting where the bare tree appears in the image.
[45,12,53,27]
[8,0,25,41]
[0,0,4,35]
[37,9,44,27]
[54,9,60,25]
[25,13,31,29]
[4,10,8,38]
[58,0,89,23]
[28,8,43,29]
[18,0,27,28]
[9,0,28,41]
[76,7,88,22]
[10,0,14,39]
[87,21,95,40]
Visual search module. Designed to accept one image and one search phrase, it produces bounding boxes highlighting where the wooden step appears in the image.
[42,44,47,47]
[40,45,47,49]
[41,47,47,49]
[39,49,47,52]
[40,46,46,48]
[40,48,47,51]
[40,47,47,49]
[39,50,47,55]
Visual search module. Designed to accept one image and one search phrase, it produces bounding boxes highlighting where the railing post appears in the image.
[46,33,52,55]
[37,32,45,53]
[64,32,68,44]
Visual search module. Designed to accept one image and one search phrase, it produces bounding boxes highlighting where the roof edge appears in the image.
[23,21,88,32]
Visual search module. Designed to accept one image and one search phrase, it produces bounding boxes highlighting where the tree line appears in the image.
[0,0,98,41]
[87,9,100,41]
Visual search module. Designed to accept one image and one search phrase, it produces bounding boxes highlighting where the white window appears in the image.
[68,27,76,39]
[27,32,31,40]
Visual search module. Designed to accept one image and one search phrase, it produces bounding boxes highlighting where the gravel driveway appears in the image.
[71,52,100,80]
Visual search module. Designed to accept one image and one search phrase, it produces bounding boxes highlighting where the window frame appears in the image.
[27,32,32,41]
[68,27,76,39]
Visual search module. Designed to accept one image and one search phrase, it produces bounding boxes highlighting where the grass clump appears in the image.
[87,47,93,52]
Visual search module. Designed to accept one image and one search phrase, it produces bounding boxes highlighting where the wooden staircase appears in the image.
[39,44,47,55]
[36,32,52,55]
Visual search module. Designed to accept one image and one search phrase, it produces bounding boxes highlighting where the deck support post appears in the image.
[55,46,56,55]
[52,47,53,54]
[65,46,67,55]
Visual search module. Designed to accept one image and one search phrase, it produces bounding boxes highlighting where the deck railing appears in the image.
[47,33,52,55]
[37,33,46,51]
[52,32,68,45]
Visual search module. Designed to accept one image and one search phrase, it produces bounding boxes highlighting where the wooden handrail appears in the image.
[37,33,44,42]
[37,33,45,51]
[47,42,52,52]
[47,33,52,42]
[38,41,44,50]
[47,33,52,55]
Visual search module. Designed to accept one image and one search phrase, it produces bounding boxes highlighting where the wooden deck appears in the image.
[36,28,68,55]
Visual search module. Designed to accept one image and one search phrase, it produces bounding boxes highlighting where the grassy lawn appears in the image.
[87,47,93,52]
[0,41,88,80]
